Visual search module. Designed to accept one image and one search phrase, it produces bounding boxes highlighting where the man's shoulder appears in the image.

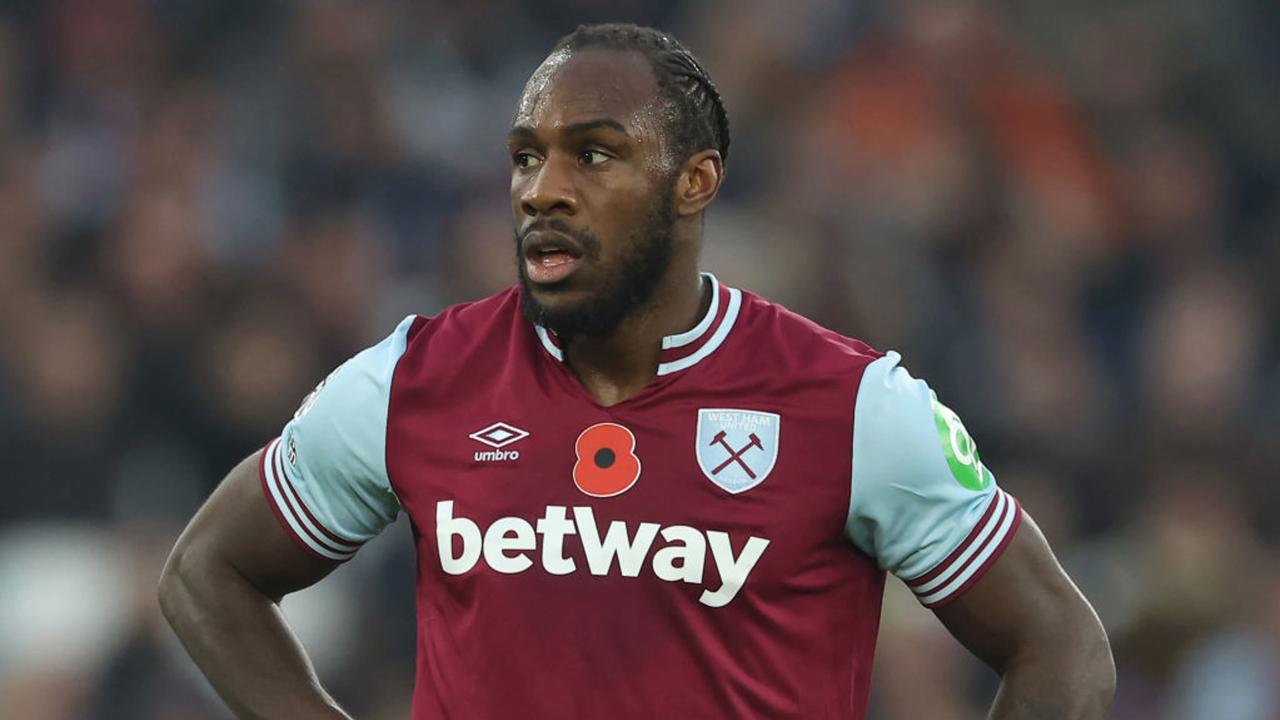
[367,287,530,393]
[394,285,524,353]
[404,286,523,344]
[733,287,883,374]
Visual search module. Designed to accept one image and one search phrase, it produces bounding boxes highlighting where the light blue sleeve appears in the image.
[845,352,1021,607]
[260,316,415,561]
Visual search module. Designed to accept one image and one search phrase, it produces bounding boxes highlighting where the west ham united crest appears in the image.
[695,409,780,494]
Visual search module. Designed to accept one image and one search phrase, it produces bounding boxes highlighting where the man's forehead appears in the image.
[514,48,662,130]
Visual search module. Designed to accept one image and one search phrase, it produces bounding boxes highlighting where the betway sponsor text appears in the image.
[436,501,769,608]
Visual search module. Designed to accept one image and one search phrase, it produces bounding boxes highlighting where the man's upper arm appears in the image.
[169,315,416,597]
[258,315,415,562]
[845,352,1021,608]
[171,449,341,600]
[844,351,1108,678]
[931,511,1103,673]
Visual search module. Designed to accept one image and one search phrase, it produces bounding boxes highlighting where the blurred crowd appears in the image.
[0,0,1276,718]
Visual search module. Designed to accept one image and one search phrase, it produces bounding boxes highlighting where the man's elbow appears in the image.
[1081,622,1117,710]
[1005,611,1116,715]
[157,539,199,626]
[1042,614,1116,715]
[157,548,182,621]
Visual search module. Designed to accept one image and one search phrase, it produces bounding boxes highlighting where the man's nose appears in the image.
[520,156,578,218]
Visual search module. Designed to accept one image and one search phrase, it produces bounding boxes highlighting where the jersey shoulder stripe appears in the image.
[907,488,1021,607]
[260,437,359,561]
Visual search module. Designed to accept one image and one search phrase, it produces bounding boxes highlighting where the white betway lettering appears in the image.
[436,501,769,609]
[702,531,770,608]
[652,525,706,584]
[437,501,481,574]
[573,506,660,577]
[483,517,536,574]
[535,505,577,575]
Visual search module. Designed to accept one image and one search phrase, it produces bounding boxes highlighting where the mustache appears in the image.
[516,219,600,255]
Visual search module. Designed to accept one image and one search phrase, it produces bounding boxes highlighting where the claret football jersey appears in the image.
[259,273,1021,719]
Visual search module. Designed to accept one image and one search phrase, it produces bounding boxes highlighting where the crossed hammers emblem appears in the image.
[709,430,764,478]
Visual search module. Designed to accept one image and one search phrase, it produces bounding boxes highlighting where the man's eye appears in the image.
[579,150,610,165]
[514,152,542,169]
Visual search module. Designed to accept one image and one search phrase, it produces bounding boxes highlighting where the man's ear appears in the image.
[674,149,725,218]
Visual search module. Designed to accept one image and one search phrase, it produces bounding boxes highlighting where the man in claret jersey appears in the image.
[159,23,1115,720]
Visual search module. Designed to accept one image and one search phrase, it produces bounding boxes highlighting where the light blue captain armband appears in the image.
[259,315,415,562]
[845,352,1022,608]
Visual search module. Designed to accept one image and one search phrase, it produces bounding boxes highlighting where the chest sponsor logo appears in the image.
[436,501,769,608]
[695,409,780,494]
[469,422,530,462]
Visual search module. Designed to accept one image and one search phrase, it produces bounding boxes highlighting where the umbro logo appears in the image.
[469,422,529,462]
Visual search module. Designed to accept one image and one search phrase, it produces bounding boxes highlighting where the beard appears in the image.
[517,184,676,341]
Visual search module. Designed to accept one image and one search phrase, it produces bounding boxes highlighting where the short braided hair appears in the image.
[550,23,731,168]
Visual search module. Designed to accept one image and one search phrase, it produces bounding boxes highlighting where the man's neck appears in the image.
[562,268,709,407]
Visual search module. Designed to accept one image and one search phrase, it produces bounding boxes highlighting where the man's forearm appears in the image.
[158,551,352,720]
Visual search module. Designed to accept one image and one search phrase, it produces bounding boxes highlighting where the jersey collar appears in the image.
[534,272,742,376]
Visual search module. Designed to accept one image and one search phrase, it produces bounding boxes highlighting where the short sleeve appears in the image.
[845,352,1021,608]
[259,315,416,562]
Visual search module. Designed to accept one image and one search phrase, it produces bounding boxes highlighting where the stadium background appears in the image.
[0,0,1277,717]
